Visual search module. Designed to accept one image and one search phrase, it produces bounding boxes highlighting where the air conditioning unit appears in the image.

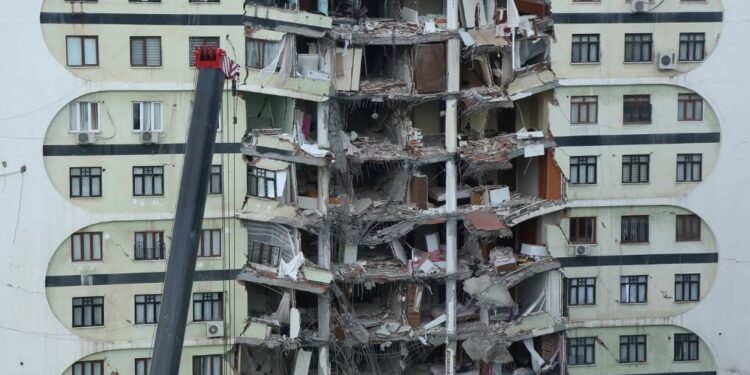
[77,132,96,145]
[658,52,678,70]
[631,0,649,13]
[141,131,159,144]
[569,244,596,257]
[206,321,224,338]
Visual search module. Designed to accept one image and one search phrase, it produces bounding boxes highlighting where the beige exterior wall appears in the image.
[552,0,723,14]
[62,346,227,375]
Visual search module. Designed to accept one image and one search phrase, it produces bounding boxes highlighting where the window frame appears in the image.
[134,231,166,261]
[71,232,103,262]
[192,354,223,375]
[247,167,279,199]
[676,214,701,242]
[569,156,597,185]
[674,333,700,361]
[70,167,103,197]
[619,335,647,363]
[249,241,282,267]
[620,275,648,304]
[621,154,650,184]
[676,154,702,182]
[678,93,703,122]
[193,292,224,322]
[245,38,281,70]
[69,102,101,133]
[72,360,104,375]
[675,273,701,302]
[678,33,706,62]
[208,165,223,195]
[198,229,222,257]
[624,33,653,63]
[571,34,600,63]
[135,294,162,324]
[620,215,649,244]
[570,96,598,124]
[65,36,99,67]
[623,95,651,124]
[132,102,164,132]
[135,358,152,375]
[72,296,105,327]
[130,36,163,67]
[133,166,165,196]
[566,277,596,306]
[566,337,596,365]
[569,217,597,244]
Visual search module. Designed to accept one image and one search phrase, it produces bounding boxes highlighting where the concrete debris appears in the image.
[462,337,513,364]
[423,314,446,330]
[463,274,515,308]
[290,308,301,339]
[293,350,312,375]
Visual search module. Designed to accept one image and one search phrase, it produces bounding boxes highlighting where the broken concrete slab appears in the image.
[463,274,515,308]
[462,337,513,364]
[293,350,313,375]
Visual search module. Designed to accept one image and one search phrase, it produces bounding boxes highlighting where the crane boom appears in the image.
[150,47,238,375]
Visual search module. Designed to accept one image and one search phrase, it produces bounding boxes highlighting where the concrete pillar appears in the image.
[316,100,331,375]
[317,102,329,148]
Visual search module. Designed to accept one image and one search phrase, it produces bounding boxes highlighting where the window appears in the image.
[675,274,700,302]
[676,214,701,241]
[246,39,280,69]
[570,96,598,124]
[72,360,104,375]
[72,297,104,327]
[674,333,699,361]
[193,292,223,321]
[135,358,152,375]
[133,166,164,196]
[71,232,103,262]
[620,275,648,303]
[678,93,703,121]
[571,34,600,63]
[130,36,162,67]
[249,242,281,267]
[247,168,278,198]
[190,0,220,2]
[135,294,162,324]
[567,337,595,365]
[621,215,649,243]
[189,37,220,66]
[70,167,102,197]
[193,355,223,375]
[133,102,163,132]
[624,33,652,62]
[570,156,597,185]
[567,277,596,306]
[623,95,651,124]
[619,335,647,363]
[676,154,702,182]
[679,33,705,62]
[198,229,222,257]
[621,155,649,183]
[66,36,98,67]
[209,165,222,194]
[569,217,596,244]
[134,231,165,260]
[69,102,100,132]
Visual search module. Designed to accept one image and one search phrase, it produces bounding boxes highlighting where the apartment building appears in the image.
[0,0,740,375]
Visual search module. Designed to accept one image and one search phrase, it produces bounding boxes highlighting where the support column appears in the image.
[444,1,460,373]
[316,101,331,375]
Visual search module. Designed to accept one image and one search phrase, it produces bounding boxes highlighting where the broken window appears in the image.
[679,33,705,62]
[570,96,598,124]
[621,155,649,183]
[208,165,222,194]
[566,337,595,365]
[675,273,700,302]
[189,36,220,66]
[132,102,163,132]
[247,168,278,199]
[198,229,222,257]
[70,167,102,197]
[620,275,647,303]
[72,296,104,327]
[130,36,162,67]
[193,292,223,321]
[192,354,223,375]
[569,156,597,185]
[246,38,280,70]
[249,241,281,267]
[674,333,699,361]
[624,34,653,62]
[134,231,165,260]
[678,93,703,121]
[66,36,98,67]
[71,232,103,262]
[621,215,649,244]
[566,277,595,306]
[569,217,596,244]
[571,34,599,63]
[69,102,100,132]
[676,154,702,182]
[133,166,164,196]
[135,358,151,375]
[676,214,701,241]
[619,335,647,363]
[623,95,651,124]
[72,360,104,375]
[135,294,161,324]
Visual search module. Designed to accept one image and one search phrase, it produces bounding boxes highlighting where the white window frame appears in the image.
[69,102,100,133]
[132,101,163,132]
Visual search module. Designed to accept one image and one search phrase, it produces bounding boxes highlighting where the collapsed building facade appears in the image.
[234,1,564,373]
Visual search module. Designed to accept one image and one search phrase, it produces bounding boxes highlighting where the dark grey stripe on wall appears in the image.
[555,132,720,147]
[46,269,241,287]
[42,143,241,156]
[553,12,722,24]
[559,253,718,268]
[40,12,245,26]
[619,372,716,375]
